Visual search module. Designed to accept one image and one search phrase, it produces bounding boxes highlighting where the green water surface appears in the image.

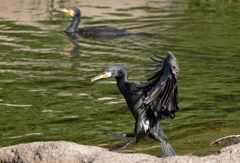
[0,0,239,156]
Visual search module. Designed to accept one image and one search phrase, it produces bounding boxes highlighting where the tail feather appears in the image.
[161,141,177,157]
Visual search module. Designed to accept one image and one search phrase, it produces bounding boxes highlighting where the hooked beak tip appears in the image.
[55,8,61,11]
[91,72,111,82]
[55,8,67,13]
[91,75,100,82]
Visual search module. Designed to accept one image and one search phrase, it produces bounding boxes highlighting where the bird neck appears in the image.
[116,75,128,84]
[116,74,129,97]
[65,15,80,33]
[116,68,128,86]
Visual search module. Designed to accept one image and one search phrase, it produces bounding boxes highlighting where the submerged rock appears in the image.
[0,141,239,163]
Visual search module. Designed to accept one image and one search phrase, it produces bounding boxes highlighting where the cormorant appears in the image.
[91,51,179,157]
[56,6,150,38]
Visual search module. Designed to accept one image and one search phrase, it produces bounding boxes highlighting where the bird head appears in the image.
[56,6,80,17]
[91,64,126,82]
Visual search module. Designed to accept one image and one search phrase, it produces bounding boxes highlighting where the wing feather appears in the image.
[144,51,179,120]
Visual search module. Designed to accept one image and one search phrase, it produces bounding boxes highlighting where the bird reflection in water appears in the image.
[62,33,80,57]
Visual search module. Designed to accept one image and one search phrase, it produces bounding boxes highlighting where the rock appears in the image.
[0,141,239,163]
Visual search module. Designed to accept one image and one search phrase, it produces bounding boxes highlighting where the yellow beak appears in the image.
[91,72,112,82]
[56,8,72,16]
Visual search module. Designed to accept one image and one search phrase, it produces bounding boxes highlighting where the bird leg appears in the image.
[149,125,177,157]
[105,132,137,151]
[105,132,135,142]
[109,138,137,151]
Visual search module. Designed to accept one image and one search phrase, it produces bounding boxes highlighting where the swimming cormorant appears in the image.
[91,51,179,157]
[56,6,150,38]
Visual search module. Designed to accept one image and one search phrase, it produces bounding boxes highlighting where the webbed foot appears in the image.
[104,132,135,142]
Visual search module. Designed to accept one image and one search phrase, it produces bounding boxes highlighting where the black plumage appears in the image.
[91,51,179,157]
[56,6,150,38]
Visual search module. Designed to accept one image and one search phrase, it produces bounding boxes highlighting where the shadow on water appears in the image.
[0,0,239,157]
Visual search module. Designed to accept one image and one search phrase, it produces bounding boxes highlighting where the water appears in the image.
[0,0,239,156]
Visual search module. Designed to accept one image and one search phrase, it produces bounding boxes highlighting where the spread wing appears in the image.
[143,51,180,120]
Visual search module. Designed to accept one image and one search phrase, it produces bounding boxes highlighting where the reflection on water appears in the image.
[0,0,239,157]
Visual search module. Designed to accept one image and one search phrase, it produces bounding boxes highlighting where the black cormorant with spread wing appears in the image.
[56,6,150,38]
[91,51,179,157]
